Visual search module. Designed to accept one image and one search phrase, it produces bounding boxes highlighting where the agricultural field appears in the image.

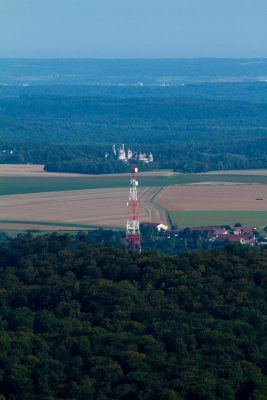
[202,169,267,176]
[0,164,173,178]
[155,185,267,211]
[2,171,267,196]
[1,165,267,230]
[170,211,267,228]
[0,175,129,196]
[0,187,167,231]
[155,185,267,228]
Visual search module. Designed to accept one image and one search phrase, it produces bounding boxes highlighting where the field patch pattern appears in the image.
[170,211,267,228]
[1,166,267,230]
[2,165,267,197]
[203,169,267,176]
[0,187,167,230]
[155,185,267,228]
[155,185,267,211]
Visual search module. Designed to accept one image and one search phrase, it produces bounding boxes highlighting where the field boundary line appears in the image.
[0,219,121,230]
[149,186,173,227]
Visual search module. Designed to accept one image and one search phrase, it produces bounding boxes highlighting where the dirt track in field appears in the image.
[0,187,168,229]
[155,185,267,211]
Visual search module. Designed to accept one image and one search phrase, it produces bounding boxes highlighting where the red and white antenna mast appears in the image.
[125,163,141,252]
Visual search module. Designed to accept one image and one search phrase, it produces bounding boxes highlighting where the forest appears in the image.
[0,232,266,399]
[1,92,267,173]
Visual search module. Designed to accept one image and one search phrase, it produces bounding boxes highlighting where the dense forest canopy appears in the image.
[1,92,267,173]
[1,59,267,173]
[0,232,266,399]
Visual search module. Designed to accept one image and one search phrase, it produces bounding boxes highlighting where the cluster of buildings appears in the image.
[105,144,154,163]
[143,223,262,246]
[188,225,258,245]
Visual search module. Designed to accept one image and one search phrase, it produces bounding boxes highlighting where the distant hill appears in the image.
[1,58,267,86]
[1,58,267,173]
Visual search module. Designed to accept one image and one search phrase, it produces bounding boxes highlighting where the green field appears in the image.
[0,176,129,196]
[1,173,267,196]
[170,211,267,228]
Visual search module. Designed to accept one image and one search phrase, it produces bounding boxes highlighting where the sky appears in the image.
[1,0,267,58]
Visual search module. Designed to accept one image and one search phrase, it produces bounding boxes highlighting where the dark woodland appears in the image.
[0,233,266,399]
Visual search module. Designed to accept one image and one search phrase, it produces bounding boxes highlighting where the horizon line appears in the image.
[1,56,267,61]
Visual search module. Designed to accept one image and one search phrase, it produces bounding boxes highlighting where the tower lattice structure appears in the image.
[125,163,141,252]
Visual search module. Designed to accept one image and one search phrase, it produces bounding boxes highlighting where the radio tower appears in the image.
[125,163,141,252]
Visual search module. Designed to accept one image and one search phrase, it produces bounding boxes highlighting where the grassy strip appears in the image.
[0,177,129,195]
[170,210,267,228]
[1,173,267,196]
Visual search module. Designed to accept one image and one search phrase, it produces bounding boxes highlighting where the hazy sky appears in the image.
[1,0,267,58]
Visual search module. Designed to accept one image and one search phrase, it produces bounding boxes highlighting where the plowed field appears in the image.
[155,185,267,211]
[0,187,167,230]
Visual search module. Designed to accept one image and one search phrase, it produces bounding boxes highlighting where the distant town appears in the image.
[143,223,267,247]
[105,144,154,163]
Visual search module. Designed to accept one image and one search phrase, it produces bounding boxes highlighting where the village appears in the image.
[142,222,267,246]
